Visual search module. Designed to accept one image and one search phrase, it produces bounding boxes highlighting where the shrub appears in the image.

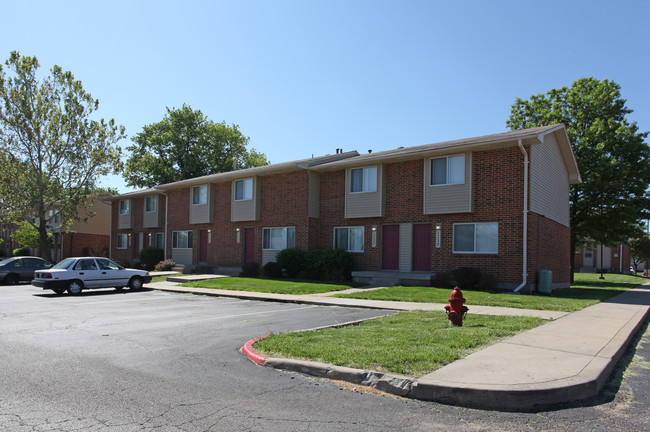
[155,259,175,271]
[12,247,30,257]
[451,267,482,290]
[479,272,498,291]
[241,262,260,278]
[276,248,306,277]
[139,247,164,270]
[304,248,354,281]
[263,261,283,278]
[431,271,453,288]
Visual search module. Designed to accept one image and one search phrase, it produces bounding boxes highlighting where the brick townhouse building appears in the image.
[107,124,581,291]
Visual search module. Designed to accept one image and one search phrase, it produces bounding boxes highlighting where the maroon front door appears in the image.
[244,228,255,264]
[412,224,432,271]
[199,230,209,263]
[143,234,150,249]
[382,225,400,270]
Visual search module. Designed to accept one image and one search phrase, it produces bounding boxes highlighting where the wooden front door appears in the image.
[244,228,255,263]
[199,229,209,264]
[412,224,432,271]
[382,225,400,270]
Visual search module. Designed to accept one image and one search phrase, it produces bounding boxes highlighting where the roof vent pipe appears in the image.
[514,139,529,294]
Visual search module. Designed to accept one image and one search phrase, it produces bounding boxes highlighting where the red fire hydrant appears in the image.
[444,287,469,327]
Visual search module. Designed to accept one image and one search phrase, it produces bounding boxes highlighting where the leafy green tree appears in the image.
[0,51,125,262]
[12,221,51,248]
[123,105,269,188]
[507,77,650,278]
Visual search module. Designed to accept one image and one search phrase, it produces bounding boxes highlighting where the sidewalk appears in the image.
[147,277,650,410]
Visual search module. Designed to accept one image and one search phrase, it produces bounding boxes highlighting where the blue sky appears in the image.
[3,0,648,193]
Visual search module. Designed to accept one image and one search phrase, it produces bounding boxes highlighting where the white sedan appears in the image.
[33,257,152,295]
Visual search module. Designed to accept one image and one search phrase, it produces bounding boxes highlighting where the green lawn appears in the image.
[149,273,180,283]
[333,273,644,312]
[254,311,544,377]
[180,277,356,295]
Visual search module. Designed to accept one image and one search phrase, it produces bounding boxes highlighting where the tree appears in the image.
[12,221,50,249]
[123,105,269,188]
[0,51,125,262]
[507,77,650,278]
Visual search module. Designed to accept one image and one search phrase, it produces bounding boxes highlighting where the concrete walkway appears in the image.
[145,276,650,410]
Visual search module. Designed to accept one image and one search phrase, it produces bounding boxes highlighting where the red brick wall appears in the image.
[160,171,314,269]
[62,232,109,257]
[528,214,571,289]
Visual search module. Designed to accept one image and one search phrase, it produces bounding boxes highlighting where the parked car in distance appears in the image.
[33,257,152,295]
[0,256,52,284]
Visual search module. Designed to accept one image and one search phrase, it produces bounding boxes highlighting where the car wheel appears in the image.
[5,273,19,285]
[52,287,65,295]
[67,280,83,295]
[128,277,143,290]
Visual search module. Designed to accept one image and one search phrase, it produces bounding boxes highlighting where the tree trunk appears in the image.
[38,222,53,262]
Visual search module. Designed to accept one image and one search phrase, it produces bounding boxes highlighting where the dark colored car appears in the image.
[0,256,52,284]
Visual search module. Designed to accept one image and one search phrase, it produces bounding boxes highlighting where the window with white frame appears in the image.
[334,227,364,252]
[192,185,208,205]
[453,222,498,253]
[235,178,253,201]
[155,233,164,249]
[145,196,158,212]
[262,227,295,250]
[350,166,377,193]
[172,231,193,249]
[431,155,465,185]
[117,234,128,249]
[119,200,130,215]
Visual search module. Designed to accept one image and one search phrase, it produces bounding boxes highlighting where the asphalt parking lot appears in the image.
[1,284,649,431]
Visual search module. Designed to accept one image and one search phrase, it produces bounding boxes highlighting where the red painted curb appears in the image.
[242,335,269,365]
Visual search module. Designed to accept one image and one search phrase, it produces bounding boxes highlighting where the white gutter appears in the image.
[514,139,529,293]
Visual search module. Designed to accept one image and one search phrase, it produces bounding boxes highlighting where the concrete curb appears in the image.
[240,294,650,411]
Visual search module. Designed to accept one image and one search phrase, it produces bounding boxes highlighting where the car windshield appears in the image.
[52,258,76,269]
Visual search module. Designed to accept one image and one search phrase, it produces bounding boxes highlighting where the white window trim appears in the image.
[119,200,130,215]
[117,233,128,250]
[192,185,208,206]
[155,232,165,249]
[145,196,158,213]
[452,222,498,254]
[234,178,254,201]
[172,230,193,249]
[430,154,465,186]
[333,226,365,252]
[350,166,377,194]
[262,226,295,251]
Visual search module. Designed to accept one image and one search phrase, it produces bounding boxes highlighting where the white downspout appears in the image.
[620,244,623,272]
[156,189,169,261]
[514,139,529,293]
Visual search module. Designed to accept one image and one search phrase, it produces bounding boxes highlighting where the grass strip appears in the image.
[255,310,544,377]
[181,277,354,295]
[148,273,181,283]
[333,273,643,312]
